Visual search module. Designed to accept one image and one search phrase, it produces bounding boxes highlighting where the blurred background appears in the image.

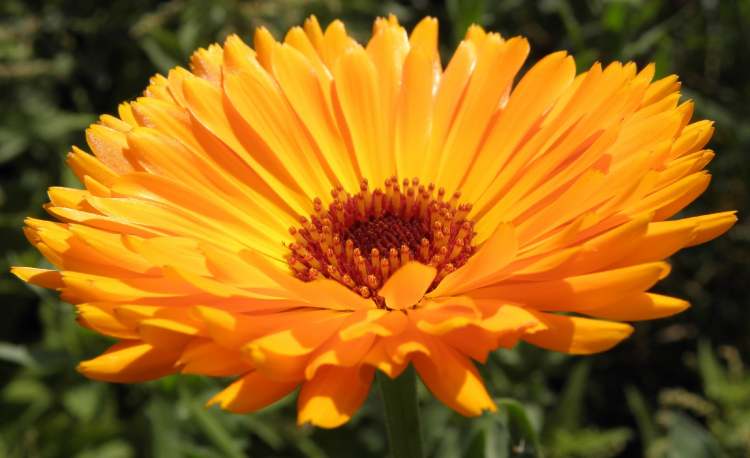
[1,0,748,457]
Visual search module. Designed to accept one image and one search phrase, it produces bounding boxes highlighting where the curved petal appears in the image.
[468,262,671,312]
[178,339,250,376]
[578,293,689,321]
[76,303,139,339]
[207,371,298,413]
[305,332,375,379]
[271,42,360,191]
[413,338,496,416]
[436,36,529,194]
[221,47,333,201]
[412,296,480,335]
[244,313,350,381]
[379,262,436,310]
[333,46,389,184]
[395,46,436,179]
[10,267,64,289]
[429,223,517,297]
[521,311,633,354]
[297,365,374,428]
[77,340,181,382]
[339,309,407,341]
[361,340,408,378]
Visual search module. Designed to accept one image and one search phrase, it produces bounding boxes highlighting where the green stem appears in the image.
[378,366,424,458]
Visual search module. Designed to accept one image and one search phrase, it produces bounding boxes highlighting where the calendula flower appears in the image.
[13,15,735,429]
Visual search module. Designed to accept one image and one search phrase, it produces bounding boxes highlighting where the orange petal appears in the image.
[76,303,138,339]
[320,20,358,68]
[137,317,202,348]
[438,302,546,361]
[305,332,374,380]
[332,46,388,184]
[244,313,349,381]
[467,51,576,221]
[521,311,633,354]
[339,309,407,341]
[412,297,480,335]
[297,365,374,428]
[421,40,477,180]
[11,267,63,289]
[189,43,223,84]
[366,20,409,175]
[477,302,548,334]
[180,69,309,216]
[67,146,118,187]
[558,212,652,274]
[580,293,689,321]
[440,326,500,362]
[469,261,671,312]
[378,262,436,310]
[59,270,199,303]
[178,339,251,376]
[383,322,432,365]
[408,17,439,64]
[413,338,496,416]
[361,340,408,378]
[222,50,332,201]
[429,222,517,296]
[436,36,529,193]
[85,124,134,174]
[77,340,181,382]
[686,211,737,246]
[615,211,737,267]
[395,46,436,179]
[195,306,332,349]
[271,42,359,191]
[207,371,297,413]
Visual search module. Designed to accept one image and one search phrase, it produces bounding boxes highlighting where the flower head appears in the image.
[13,15,735,428]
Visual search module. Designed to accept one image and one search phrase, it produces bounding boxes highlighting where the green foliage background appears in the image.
[1,0,748,457]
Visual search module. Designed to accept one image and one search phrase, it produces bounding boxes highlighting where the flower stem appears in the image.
[377,366,424,458]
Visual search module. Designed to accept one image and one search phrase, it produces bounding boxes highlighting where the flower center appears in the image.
[344,214,426,255]
[287,177,476,307]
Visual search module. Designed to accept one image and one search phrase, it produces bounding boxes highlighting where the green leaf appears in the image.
[147,398,183,458]
[2,376,51,404]
[422,395,456,456]
[496,398,544,457]
[602,2,627,32]
[183,385,246,458]
[549,427,631,458]
[663,411,724,458]
[75,440,134,458]
[0,342,38,369]
[465,400,543,458]
[433,429,461,458]
[624,385,658,452]
[0,128,27,165]
[1,377,53,447]
[139,34,182,74]
[245,415,285,450]
[446,0,486,44]
[539,0,583,48]
[294,433,329,458]
[466,414,510,458]
[63,384,102,423]
[697,340,727,401]
[549,360,589,433]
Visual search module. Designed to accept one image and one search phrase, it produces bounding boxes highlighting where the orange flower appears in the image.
[12,15,735,428]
